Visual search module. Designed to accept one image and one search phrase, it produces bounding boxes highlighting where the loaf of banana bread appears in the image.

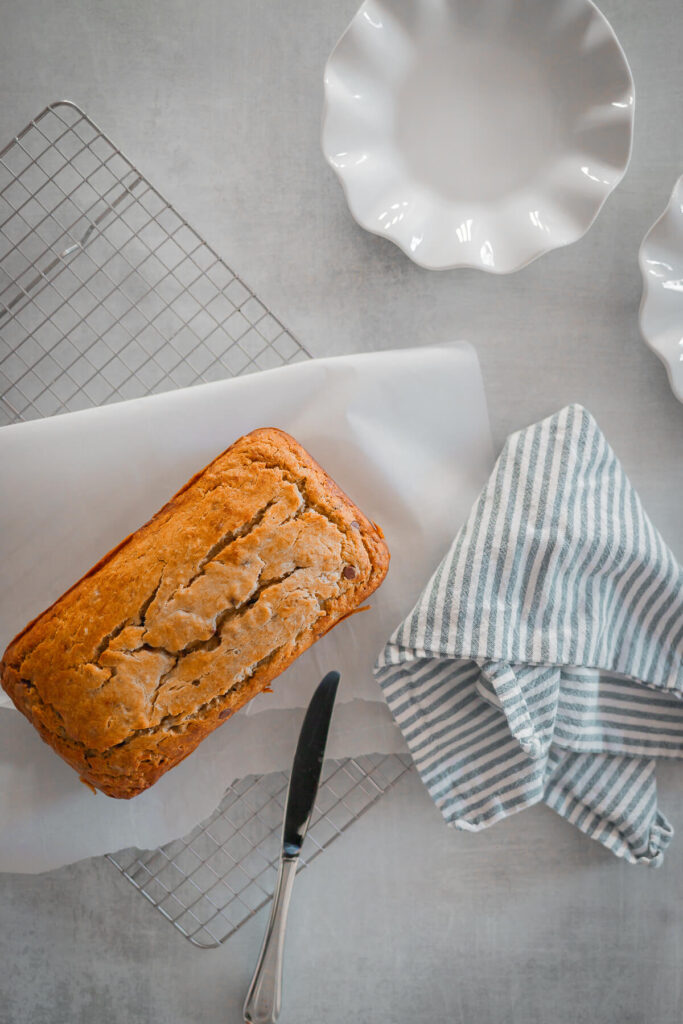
[0,428,389,798]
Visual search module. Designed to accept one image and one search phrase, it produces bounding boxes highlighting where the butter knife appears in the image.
[243,670,340,1024]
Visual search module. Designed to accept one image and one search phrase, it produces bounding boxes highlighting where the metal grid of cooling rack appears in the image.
[107,753,412,948]
[1,102,413,949]
[0,100,310,425]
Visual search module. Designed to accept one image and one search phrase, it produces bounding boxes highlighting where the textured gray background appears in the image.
[1,0,683,1022]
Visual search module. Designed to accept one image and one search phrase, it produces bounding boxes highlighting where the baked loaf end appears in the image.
[1,428,389,798]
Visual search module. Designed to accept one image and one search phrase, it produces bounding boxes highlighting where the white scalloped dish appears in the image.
[639,175,683,403]
[323,0,634,273]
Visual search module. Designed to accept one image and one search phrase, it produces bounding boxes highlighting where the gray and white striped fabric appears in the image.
[375,405,683,865]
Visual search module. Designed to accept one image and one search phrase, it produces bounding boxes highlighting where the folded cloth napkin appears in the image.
[375,405,683,866]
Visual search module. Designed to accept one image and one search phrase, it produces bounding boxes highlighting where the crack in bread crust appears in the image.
[144,566,304,715]
[18,636,289,759]
[172,495,283,592]
[1,428,390,798]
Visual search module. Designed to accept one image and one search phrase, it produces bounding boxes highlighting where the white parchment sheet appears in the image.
[0,344,493,871]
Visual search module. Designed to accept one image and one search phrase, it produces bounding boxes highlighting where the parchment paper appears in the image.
[0,343,493,871]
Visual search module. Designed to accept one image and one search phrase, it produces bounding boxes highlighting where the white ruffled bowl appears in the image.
[322,0,634,273]
[639,175,683,403]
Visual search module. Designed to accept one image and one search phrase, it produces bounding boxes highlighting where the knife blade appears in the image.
[243,670,340,1024]
[282,669,340,858]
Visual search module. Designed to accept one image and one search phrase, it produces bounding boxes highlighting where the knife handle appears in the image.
[243,856,298,1024]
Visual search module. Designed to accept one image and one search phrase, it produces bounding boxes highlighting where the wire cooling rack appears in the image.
[0,100,309,425]
[0,101,413,947]
[107,753,412,948]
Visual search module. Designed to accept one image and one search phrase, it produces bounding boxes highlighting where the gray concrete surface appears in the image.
[1,0,683,1021]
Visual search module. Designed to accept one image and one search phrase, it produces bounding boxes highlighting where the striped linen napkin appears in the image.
[375,405,683,865]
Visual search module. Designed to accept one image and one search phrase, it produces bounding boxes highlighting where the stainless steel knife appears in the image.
[243,670,340,1024]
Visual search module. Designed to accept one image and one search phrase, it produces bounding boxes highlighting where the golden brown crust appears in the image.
[1,428,389,798]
